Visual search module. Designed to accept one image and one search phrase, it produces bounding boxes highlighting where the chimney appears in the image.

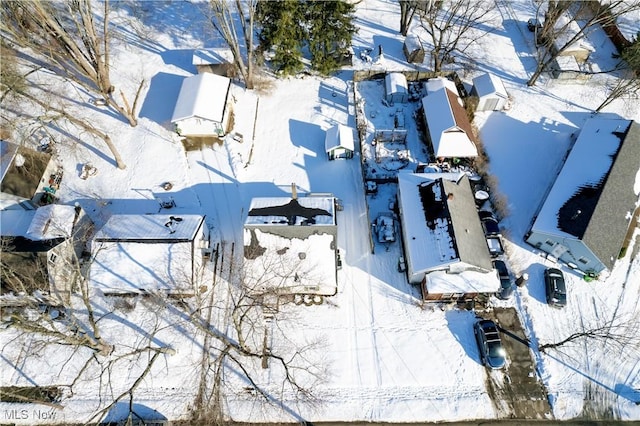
[291,183,297,200]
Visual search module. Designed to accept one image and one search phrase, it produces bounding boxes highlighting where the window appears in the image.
[545,240,555,246]
[49,253,57,263]
[578,257,589,265]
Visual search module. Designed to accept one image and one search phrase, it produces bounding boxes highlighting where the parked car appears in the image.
[479,210,501,237]
[544,267,567,308]
[486,235,504,258]
[473,319,506,369]
[494,260,514,300]
[375,215,395,243]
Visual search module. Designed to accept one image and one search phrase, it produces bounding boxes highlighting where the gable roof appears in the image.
[421,88,478,158]
[94,214,205,243]
[385,72,408,95]
[171,73,230,123]
[531,118,640,269]
[325,124,355,153]
[397,172,492,274]
[472,73,508,99]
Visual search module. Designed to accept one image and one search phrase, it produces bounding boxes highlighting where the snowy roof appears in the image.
[324,124,355,153]
[385,72,408,95]
[243,229,336,294]
[192,48,234,66]
[397,172,492,275]
[0,205,76,240]
[89,240,196,293]
[0,140,18,183]
[472,73,508,99]
[94,214,205,242]
[421,89,478,158]
[615,6,640,42]
[171,73,230,123]
[245,196,336,226]
[404,34,423,52]
[554,13,596,54]
[425,269,500,294]
[424,77,458,95]
[26,204,77,240]
[531,118,640,269]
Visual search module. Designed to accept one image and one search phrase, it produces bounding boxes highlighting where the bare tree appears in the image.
[0,0,143,127]
[206,0,258,89]
[527,1,640,86]
[596,35,640,112]
[417,0,492,72]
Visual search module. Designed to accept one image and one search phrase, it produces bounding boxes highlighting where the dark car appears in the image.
[494,260,514,300]
[479,211,501,237]
[473,319,506,369]
[544,267,567,308]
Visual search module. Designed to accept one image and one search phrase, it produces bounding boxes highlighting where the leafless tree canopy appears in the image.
[527,0,640,86]
[417,0,492,72]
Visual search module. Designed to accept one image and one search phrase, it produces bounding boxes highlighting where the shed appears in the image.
[1,140,53,208]
[325,124,355,160]
[244,192,338,297]
[472,73,508,111]
[192,48,235,77]
[526,118,640,274]
[396,171,493,291]
[171,73,231,137]
[90,214,209,294]
[403,34,425,63]
[553,13,595,63]
[384,72,409,104]
[421,88,478,158]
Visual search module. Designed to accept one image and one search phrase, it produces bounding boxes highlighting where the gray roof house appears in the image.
[396,172,497,301]
[526,118,640,275]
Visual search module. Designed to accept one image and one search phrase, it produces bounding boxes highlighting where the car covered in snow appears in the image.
[474,319,506,369]
[375,215,395,243]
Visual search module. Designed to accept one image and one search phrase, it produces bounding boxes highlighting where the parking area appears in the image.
[482,307,552,419]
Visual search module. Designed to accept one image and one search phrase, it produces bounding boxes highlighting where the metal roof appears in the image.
[171,73,230,123]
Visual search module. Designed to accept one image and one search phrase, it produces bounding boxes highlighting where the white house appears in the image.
[90,214,209,295]
[0,204,88,302]
[421,88,478,158]
[526,118,640,275]
[171,73,231,137]
[472,73,509,111]
[325,124,355,160]
[244,192,338,297]
[384,72,409,104]
[396,171,496,301]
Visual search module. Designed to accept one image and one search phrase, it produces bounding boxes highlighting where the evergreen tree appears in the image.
[305,0,357,75]
[256,0,304,75]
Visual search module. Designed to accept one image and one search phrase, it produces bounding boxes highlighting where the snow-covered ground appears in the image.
[1,0,639,424]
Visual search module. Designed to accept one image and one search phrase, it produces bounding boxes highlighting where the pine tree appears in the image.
[256,0,304,75]
[306,0,357,75]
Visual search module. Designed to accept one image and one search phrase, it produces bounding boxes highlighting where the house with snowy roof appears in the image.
[421,88,478,159]
[396,172,497,301]
[243,189,339,297]
[0,204,90,302]
[526,118,640,275]
[89,214,209,295]
[171,73,231,137]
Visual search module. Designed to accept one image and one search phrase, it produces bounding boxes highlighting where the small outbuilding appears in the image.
[325,124,355,160]
[192,48,235,77]
[384,72,409,104]
[403,34,425,64]
[472,73,509,111]
[526,118,640,274]
[171,73,231,138]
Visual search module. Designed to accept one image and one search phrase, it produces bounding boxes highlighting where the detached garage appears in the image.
[472,73,508,111]
[325,124,355,160]
[384,73,409,104]
[171,73,231,137]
